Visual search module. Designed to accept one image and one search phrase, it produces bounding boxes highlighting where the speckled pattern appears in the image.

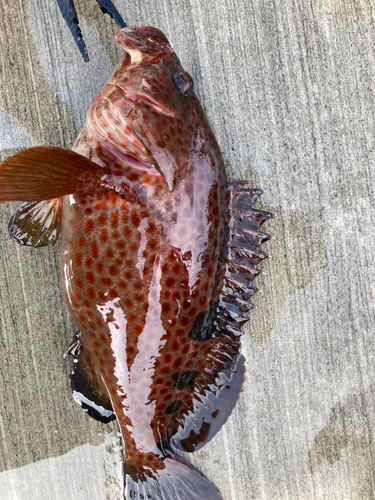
[1,26,271,500]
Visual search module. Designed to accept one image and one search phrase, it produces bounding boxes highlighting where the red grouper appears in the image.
[0,27,272,500]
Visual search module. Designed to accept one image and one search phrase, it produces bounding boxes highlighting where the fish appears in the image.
[0,26,272,500]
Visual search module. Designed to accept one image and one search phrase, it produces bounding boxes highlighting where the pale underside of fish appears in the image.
[0,26,272,500]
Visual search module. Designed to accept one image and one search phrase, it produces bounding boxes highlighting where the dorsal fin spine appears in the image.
[215,182,274,339]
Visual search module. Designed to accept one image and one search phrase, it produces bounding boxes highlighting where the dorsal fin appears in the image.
[164,182,273,453]
[216,181,273,337]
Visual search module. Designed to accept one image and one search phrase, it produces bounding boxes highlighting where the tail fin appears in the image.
[124,454,223,500]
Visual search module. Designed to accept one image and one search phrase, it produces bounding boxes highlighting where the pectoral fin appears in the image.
[8,199,62,247]
[0,146,106,202]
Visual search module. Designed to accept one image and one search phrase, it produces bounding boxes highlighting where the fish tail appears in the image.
[124,452,223,500]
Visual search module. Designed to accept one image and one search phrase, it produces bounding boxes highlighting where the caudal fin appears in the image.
[124,454,223,500]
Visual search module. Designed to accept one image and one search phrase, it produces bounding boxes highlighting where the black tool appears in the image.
[55,0,127,62]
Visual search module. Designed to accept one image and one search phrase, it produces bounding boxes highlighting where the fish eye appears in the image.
[173,70,193,94]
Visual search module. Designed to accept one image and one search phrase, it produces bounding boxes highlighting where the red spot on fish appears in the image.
[106,248,115,259]
[162,303,171,314]
[109,266,119,276]
[111,212,119,228]
[95,262,104,273]
[128,313,137,323]
[75,254,82,266]
[124,298,133,308]
[170,340,180,352]
[180,317,189,326]
[100,229,109,243]
[85,271,95,283]
[129,242,139,253]
[128,172,139,182]
[173,357,184,368]
[74,278,83,289]
[134,324,143,335]
[119,280,127,290]
[115,240,126,250]
[164,353,172,363]
[175,328,184,338]
[85,207,93,215]
[188,307,197,317]
[101,277,112,286]
[130,212,140,227]
[85,257,93,268]
[182,344,190,355]
[85,220,94,234]
[172,264,181,275]
[148,240,157,251]
[165,277,175,288]
[91,241,99,258]
[78,237,85,249]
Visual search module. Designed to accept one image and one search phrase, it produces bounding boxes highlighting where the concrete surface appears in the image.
[0,0,375,498]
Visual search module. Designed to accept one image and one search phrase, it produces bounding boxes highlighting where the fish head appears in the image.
[108,27,196,191]
[115,26,173,63]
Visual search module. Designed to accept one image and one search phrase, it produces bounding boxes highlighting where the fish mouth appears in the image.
[116,27,171,55]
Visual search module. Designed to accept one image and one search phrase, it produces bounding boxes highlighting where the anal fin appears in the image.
[8,199,62,247]
[65,332,115,424]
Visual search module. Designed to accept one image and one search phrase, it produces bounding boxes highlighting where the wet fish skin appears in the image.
[0,26,273,500]
[62,26,229,494]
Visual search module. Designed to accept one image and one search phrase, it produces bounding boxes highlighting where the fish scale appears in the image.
[0,26,273,500]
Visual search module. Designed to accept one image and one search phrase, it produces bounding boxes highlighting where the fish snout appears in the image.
[116,27,172,56]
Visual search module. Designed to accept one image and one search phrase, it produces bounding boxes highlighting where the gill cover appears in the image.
[89,27,196,191]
